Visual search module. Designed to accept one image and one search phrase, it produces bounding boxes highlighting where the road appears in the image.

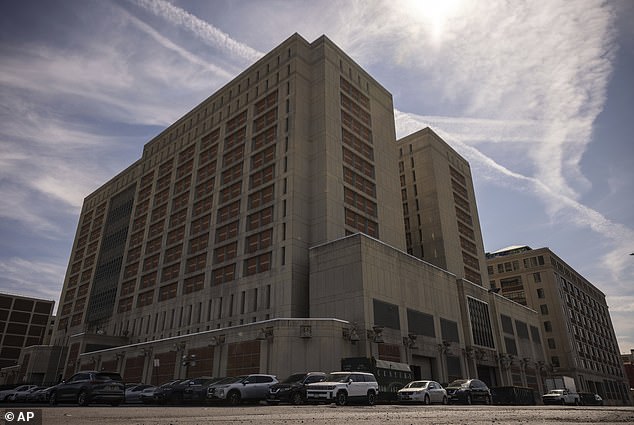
[2,404,633,425]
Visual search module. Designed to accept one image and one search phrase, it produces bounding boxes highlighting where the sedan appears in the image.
[397,380,447,404]
[125,384,154,404]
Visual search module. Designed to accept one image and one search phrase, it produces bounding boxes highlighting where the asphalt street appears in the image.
[2,404,633,425]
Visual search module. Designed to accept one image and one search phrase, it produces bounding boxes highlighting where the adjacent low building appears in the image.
[0,293,55,384]
[487,246,631,405]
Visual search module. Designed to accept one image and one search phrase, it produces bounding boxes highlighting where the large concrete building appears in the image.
[397,128,487,285]
[486,246,631,404]
[15,34,551,396]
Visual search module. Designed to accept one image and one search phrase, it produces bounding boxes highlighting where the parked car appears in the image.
[397,380,447,404]
[12,386,44,402]
[207,374,278,405]
[0,385,30,402]
[579,392,603,406]
[139,386,158,404]
[207,377,239,401]
[267,372,326,405]
[182,377,223,403]
[27,386,55,403]
[4,385,39,402]
[48,371,125,406]
[445,379,491,405]
[0,385,19,402]
[125,384,154,403]
[306,371,379,406]
[542,389,580,405]
[153,379,187,405]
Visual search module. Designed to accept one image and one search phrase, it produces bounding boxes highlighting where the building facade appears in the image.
[397,128,488,285]
[16,34,552,397]
[53,33,403,351]
[486,246,631,404]
[0,293,55,383]
[621,350,634,393]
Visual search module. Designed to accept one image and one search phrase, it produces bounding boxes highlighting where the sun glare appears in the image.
[404,0,464,43]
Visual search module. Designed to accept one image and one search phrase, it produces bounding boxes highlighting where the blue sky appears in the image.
[1,0,632,352]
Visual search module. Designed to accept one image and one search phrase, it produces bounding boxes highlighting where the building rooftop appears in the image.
[485,245,532,259]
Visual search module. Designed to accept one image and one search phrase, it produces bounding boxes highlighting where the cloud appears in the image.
[0,0,249,233]
[395,110,634,300]
[0,257,65,307]
[333,0,616,202]
[131,0,264,62]
[115,2,234,80]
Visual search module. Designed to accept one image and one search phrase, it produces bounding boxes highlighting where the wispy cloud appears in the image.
[131,0,264,62]
[394,110,634,300]
[115,2,234,80]
[336,0,616,202]
[0,257,65,306]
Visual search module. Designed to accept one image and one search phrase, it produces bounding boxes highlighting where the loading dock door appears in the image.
[412,355,435,380]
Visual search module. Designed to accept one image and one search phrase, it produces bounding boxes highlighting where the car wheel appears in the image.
[367,391,376,406]
[291,392,303,405]
[424,394,430,405]
[335,390,348,406]
[48,391,57,406]
[227,390,241,406]
[77,390,89,407]
[466,394,472,405]
[442,396,448,405]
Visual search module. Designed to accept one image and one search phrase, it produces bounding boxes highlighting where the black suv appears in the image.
[182,377,222,403]
[267,372,326,405]
[49,371,124,406]
[445,379,491,405]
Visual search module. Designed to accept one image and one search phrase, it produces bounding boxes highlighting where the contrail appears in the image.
[131,0,263,62]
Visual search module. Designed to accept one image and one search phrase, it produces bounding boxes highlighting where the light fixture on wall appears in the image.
[403,333,418,350]
[209,335,226,346]
[342,327,360,343]
[367,326,385,344]
[256,327,274,341]
[299,325,312,338]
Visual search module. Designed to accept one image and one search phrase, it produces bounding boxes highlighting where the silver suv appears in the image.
[207,374,277,405]
[306,372,378,406]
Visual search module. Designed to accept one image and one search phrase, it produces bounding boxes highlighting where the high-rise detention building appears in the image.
[51,33,406,376]
[12,34,554,396]
[397,128,487,285]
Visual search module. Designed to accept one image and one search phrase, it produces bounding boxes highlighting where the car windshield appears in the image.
[282,373,307,383]
[95,373,123,382]
[404,381,429,389]
[209,377,235,386]
[161,380,183,388]
[221,376,246,385]
[448,380,468,388]
[324,373,351,383]
[549,390,564,395]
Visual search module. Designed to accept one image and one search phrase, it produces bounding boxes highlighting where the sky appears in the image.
[0,0,632,353]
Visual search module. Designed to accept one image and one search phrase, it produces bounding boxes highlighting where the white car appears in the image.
[306,372,379,406]
[397,380,447,404]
